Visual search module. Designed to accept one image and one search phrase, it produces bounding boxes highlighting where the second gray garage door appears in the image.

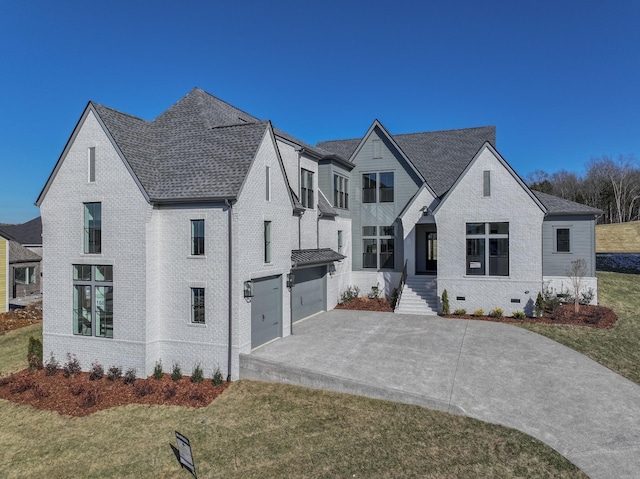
[251,275,282,348]
[292,266,326,322]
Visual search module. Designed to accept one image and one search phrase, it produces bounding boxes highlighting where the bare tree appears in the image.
[566,259,587,314]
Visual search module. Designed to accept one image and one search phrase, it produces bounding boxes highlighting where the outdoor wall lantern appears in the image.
[243,280,254,298]
[286,273,295,289]
[328,264,336,276]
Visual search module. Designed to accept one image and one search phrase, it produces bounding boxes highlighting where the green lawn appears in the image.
[0,322,42,374]
[520,271,640,384]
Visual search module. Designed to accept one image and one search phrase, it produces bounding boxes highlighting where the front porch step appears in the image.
[395,276,439,316]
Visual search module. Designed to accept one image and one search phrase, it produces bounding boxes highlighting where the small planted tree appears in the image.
[441,289,450,315]
[535,292,544,318]
[566,258,587,314]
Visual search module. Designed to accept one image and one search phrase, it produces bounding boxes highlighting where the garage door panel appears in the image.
[293,266,326,322]
[251,275,282,348]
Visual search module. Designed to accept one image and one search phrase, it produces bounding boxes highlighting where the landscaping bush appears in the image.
[191,363,204,383]
[68,382,85,397]
[171,362,182,381]
[32,383,49,399]
[153,360,163,380]
[441,290,450,315]
[123,368,137,385]
[106,365,122,382]
[535,292,544,318]
[89,362,104,381]
[27,336,43,371]
[581,287,595,305]
[62,354,81,378]
[512,311,526,319]
[339,285,360,305]
[80,388,99,408]
[44,354,59,376]
[133,381,155,397]
[10,376,34,394]
[489,308,503,318]
[163,383,177,399]
[453,309,466,315]
[473,309,484,317]
[212,367,224,387]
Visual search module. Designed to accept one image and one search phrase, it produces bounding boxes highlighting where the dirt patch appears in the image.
[0,369,229,417]
[443,304,617,329]
[0,303,42,334]
[335,297,394,312]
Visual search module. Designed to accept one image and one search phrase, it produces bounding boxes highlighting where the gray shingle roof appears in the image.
[92,89,271,201]
[9,240,41,263]
[291,248,345,267]
[317,190,338,217]
[318,126,496,197]
[533,191,603,216]
[0,217,42,245]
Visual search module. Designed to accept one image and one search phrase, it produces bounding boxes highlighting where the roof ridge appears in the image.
[91,102,148,123]
[393,125,495,137]
[193,87,261,122]
[208,120,269,131]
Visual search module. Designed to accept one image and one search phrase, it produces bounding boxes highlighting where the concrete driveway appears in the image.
[240,310,640,479]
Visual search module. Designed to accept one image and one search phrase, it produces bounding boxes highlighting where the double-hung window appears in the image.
[466,222,509,276]
[362,172,394,203]
[73,264,113,338]
[191,288,205,324]
[191,219,205,256]
[333,174,349,209]
[84,202,101,254]
[301,169,314,208]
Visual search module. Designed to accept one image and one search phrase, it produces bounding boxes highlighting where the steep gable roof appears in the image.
[318,126,495,197]
[0,217,42,245]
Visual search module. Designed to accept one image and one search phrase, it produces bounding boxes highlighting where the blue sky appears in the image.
[1,0,639,223]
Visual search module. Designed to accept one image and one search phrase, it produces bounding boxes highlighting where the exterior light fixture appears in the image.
[328,264,336,276]
[243,280,253,298]
[286,273,295,289]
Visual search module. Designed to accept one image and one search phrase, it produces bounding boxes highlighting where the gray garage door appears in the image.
[251,275,282,348]
[292,266,326,323]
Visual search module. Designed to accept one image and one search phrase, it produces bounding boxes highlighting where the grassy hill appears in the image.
[596,221,640,253]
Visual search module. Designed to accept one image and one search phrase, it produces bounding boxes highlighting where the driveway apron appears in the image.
[240,310,640,479]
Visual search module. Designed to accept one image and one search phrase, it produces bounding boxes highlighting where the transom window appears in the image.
[466,222,509,276]
[556,228,570,252]
[300,169,314,208]
[73,264,113,338]
[191,288,205,324]
[83,202,101,254]
[333,174,349,209]
[191,219,205,256]
[362,172,394,203]
[362,225,395,269]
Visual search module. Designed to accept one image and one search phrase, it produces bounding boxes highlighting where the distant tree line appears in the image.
[527,155,640,224]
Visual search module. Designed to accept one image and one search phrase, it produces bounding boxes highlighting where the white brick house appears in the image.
[37,88,600,379]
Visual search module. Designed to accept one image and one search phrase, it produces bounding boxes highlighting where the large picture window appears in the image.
[14,267,36,284]
[362,225,395,269]
[73,264,113,338]
[333,174,349,209]
[362,172,393,203]
[466,223,509,276]
[191,219,205,256]
[84,202,101,254]
[301,169,314,208]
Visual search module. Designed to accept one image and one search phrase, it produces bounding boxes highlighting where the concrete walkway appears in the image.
[240,310,640,479]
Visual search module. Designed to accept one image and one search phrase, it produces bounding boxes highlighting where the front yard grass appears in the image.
[519,271,640,384]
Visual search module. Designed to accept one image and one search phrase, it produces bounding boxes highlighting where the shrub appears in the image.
[106,365,122,382]
[80,388,99,408]
[10,376,34,394]
[171,362,182,381]
[581,287,595,305]
[68,382,85,397]
[453,308,466,315]
[32,383,49,399]
[44,354,59,376]
[473,309,484,317]
[339,285,360,305]
[441,290,450,315]
[163,383,177,399]
[367,284,380,299]
[212,367,224,387]
[512,311,526,319]
[535,292,544,318]
[27,337,43,371]
[133,381,155,397]
[153,360,163,380]
[89,362,104,381]
[123,368,137,385]
[188,387,206,403]
[489,308,503,318]
[62,354,82,378]
[191,363,204,383]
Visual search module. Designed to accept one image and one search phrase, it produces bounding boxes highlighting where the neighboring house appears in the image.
[0,232,8,312]
[37,88,600,379]
[0,217,43,299]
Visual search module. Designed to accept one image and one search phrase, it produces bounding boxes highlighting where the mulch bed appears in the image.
[443,304,617,328]
[335,297,394,312]
[0,370,230,417]
[0,303,43,334]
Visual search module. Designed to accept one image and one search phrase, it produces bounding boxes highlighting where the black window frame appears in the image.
[556,228,570,252]
[466,222,509,276]
[73,264,113,338]
[191,287,205,324]
[333,174,349,209]
[83,202,102,254]
[300,169,314,209]
[191,219,205,256]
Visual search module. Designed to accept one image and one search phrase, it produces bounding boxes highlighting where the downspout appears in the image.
[225,199,233,382]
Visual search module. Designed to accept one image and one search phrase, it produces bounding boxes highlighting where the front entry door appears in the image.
[425,232,437,273]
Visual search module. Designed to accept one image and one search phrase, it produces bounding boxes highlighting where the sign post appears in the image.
[174,431,197,478]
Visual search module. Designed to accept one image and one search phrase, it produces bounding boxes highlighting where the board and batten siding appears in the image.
[351,128,421,271]
[542,216,597,276]
[0,236,7,312]
[318,161,352,219]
